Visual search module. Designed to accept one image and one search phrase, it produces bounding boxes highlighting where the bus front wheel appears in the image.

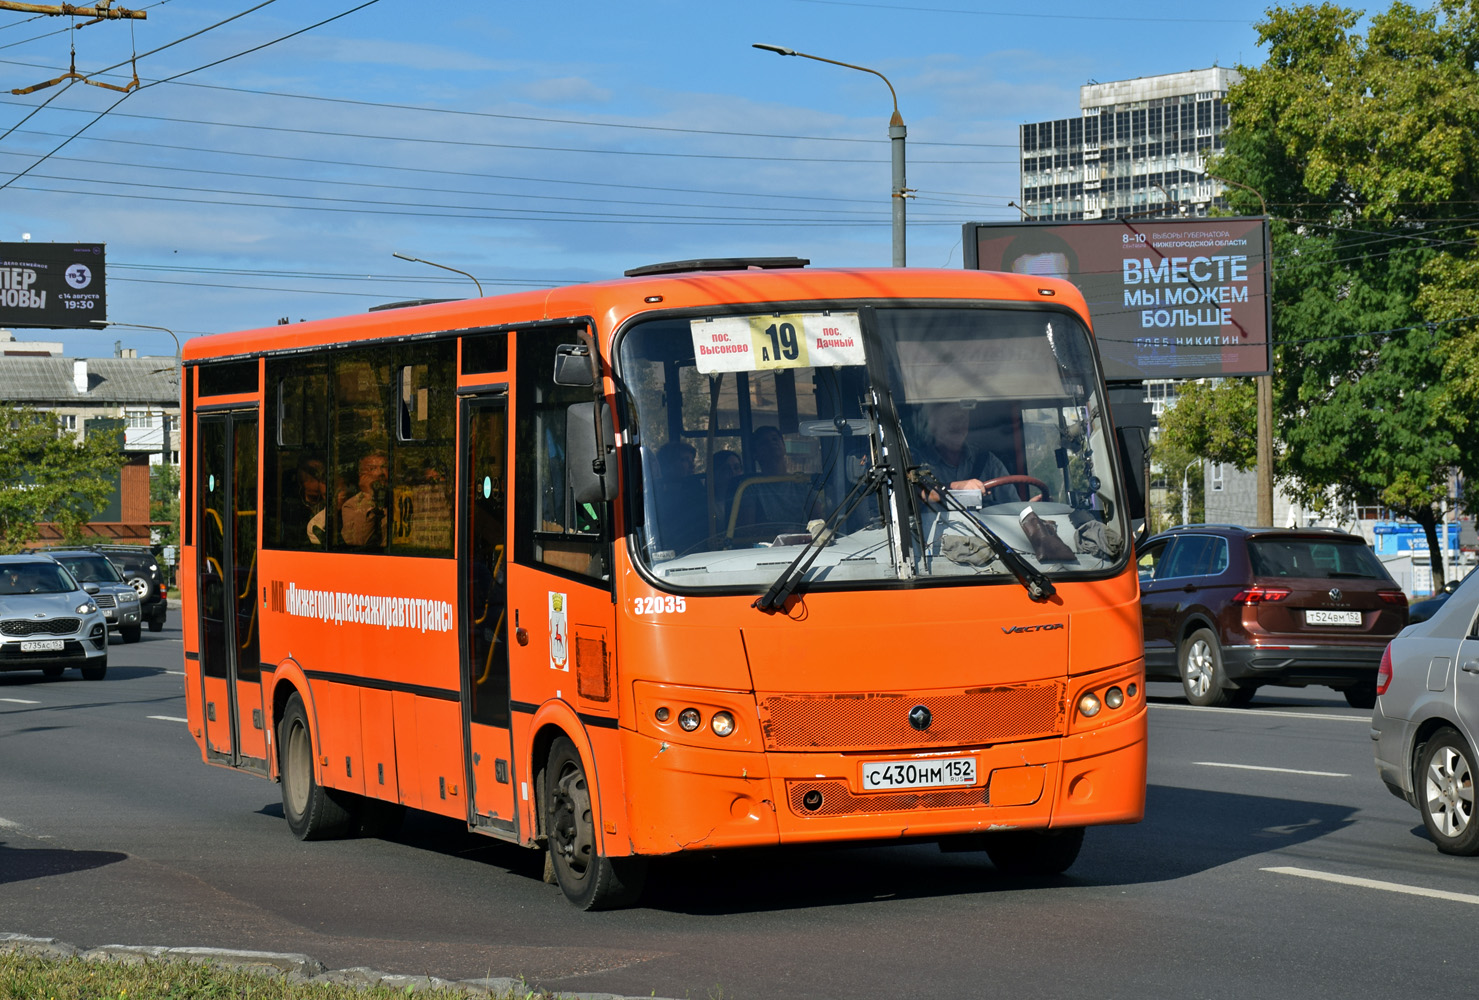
[984,827,1085,876]
[279,692,353,841]
[544,735,645,910]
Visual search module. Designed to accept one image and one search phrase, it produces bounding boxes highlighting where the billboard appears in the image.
[963,218,1270,381]
[0,242,106,329]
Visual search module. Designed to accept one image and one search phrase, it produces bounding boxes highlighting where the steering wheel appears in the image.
[977,475,1051,503]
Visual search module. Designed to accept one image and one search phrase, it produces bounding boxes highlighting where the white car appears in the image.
[0,554,110,680]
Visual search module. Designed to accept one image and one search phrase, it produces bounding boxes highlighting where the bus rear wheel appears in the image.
[544,735,645,910]
[279,692,352,840]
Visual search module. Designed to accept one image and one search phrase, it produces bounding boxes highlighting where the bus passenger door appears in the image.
[196,410,266,771]
[460,394,517,837]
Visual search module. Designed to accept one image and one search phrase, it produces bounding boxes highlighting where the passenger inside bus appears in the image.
[339,449,390,548]
[731,425,821,540]
[653,440,707,555]
[708,448,743,526]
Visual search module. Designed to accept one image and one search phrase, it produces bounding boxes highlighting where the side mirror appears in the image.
[1115,424,1148,523]
[566,400,617,503]
[553,344,595,387]
[83,582,101,595]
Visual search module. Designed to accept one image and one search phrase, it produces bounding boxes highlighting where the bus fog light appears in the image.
[655,706,670,723]
[1079,693,1102,717]
[1127,683,1138,699]
[1104,686,1124,709]
[678,708,701,732]
[711,711,735,737]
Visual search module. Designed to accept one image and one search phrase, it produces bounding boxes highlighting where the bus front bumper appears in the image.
[617,709,1145,855]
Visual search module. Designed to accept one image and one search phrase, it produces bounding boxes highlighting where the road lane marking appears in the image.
[149,715,188,723]
[1263,866,1479,905]
[1,698,40,704]
[1151,703,1369,723]
[1195,761,1349,777]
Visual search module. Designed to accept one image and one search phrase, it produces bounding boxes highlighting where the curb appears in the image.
[0,933,681,1000]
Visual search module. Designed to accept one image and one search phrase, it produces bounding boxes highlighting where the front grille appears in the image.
[1,617,81,637]
[757,683,1066,752]
[786,779,989,817]
[94,594,117,609]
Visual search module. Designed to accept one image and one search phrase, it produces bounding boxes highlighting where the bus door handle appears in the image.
[514,609,529,646]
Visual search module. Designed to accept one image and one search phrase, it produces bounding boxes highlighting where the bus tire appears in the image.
[544,735,645,910]
[984,827,1085,876]
[279,692,352,841]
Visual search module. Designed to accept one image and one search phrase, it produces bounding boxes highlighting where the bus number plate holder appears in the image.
[860,756,977,791]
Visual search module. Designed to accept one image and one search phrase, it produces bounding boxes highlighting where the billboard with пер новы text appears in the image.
[0,242,106,329]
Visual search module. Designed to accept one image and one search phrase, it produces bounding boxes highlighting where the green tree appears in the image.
[150,462,180,549]
[1212,0,1479,584]
[0,408,124,553]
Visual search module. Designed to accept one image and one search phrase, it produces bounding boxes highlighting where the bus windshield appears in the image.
[617,304,1128,591]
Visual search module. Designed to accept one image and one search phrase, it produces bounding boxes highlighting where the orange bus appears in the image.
[180,258,1147,909]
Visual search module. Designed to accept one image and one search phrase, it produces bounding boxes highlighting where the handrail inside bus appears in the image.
[726,475,813,541]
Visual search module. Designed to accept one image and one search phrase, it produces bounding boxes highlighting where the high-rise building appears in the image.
[1019,67,1240,221]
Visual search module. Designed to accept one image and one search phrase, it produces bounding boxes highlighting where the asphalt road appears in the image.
[4,626,1479,999]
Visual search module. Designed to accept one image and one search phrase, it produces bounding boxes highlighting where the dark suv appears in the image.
[93,545,168,632]
[1138,525,1408,708]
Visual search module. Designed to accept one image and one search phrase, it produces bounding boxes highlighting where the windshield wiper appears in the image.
[912,467,1057,603]
[753,465,888,614]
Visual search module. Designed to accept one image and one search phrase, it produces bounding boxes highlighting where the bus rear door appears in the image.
[196,409,266,772]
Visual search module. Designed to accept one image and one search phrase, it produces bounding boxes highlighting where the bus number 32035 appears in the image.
[633,594,687,615]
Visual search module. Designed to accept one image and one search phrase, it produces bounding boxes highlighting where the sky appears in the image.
[0,0,1276,359]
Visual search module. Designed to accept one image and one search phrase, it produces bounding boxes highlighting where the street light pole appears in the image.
[91,320,181,543]
[1209,175,1275,526]
[1182,458,1201,526]
[753,43,908,267]
[392,252,484,296]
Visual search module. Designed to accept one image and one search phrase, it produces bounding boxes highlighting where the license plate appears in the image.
[104,609,115,619]
[861,756,977,791]
[20,640,64,652]
[1306,609,1362,626]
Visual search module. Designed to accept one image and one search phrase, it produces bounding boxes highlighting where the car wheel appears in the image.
[147,615,165,633]
[81,654,107,681]
[1343,683,1376,710]
[278,692,353,840]
[544,735,646,910]
[42,665,65,680]
[1418,728,1479,855]
[984,827,1085,876]
[1179,627,1233,707]
[127,576,151,601]
[121,624,142,643]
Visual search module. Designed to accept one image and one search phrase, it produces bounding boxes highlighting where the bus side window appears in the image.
[514,328,609,582]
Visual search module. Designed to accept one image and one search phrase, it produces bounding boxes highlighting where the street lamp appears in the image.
[752,43,909,267]
[392,251,483,297]
[1182,458,1202,526]
[91,319,181,497]
[1206,174,1276,527]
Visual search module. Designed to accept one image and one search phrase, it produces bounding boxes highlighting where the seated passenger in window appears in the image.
[653,439,707,554]
[732,425,820,539]
[708,448,743,525]
[339,449,390,548]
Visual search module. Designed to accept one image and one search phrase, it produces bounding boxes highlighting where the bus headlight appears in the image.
[678,708,701,732]
[1104,686,1124,710]
[1078,692,1102,718]
[711,711,735,737]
